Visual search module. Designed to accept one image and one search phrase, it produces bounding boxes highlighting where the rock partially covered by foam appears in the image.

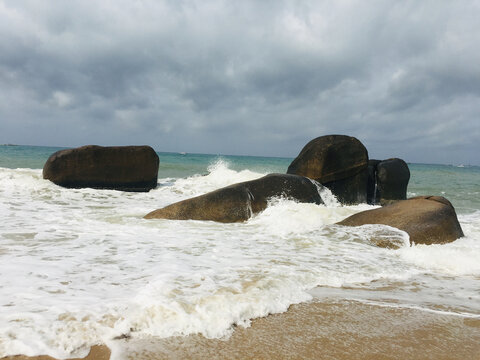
[145,173,323,222]
[43,145,159,192]
[337,196,464,245]
[287,135,368,204]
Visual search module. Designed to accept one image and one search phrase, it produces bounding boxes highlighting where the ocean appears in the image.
[0,145,479,359]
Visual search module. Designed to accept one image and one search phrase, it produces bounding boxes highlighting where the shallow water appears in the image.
[0,146,479,359]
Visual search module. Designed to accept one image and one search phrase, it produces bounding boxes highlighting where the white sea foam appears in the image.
[1,165,480,359]
[310,179,341,207]
[156,159,264,202]
[397,212,480,276]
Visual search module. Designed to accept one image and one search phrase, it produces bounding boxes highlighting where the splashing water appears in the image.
[308,179,341,207]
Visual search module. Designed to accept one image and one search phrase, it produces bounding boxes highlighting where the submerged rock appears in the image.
[337,196,464,245]
[287,135,368,204]
[43,145,159,192]
[145,173,323,222]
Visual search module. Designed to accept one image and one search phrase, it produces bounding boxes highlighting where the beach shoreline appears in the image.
[0,345,110,360]
[3,299,480,360]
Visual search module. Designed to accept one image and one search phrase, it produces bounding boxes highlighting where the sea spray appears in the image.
[157,159,264,202]
[308,179,341,207]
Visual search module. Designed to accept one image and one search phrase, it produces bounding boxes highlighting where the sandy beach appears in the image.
[0,346,110,360]
[3,299,480,360]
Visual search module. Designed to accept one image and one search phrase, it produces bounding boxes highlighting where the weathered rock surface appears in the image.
[145,173,323,222]
[337,196,464,245]
[287,135,368,204]
[43,145,159,192]
[369,158,410,205]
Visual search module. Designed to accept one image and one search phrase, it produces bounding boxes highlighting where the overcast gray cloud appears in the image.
[1,0,479,164]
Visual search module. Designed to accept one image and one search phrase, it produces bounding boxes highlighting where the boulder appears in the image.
[43,145,159,192]
[337,196,464,245]
[145,173,323,222]
[367,158,410,205]
[287,135,368,204]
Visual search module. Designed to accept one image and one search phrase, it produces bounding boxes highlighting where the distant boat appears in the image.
[179,152,187,155]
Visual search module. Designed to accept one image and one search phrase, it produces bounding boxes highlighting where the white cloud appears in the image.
[51,91,73,108]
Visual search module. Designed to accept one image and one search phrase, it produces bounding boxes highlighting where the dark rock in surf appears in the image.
[43,145,159,192]
[367,158,410,205]
[287,135,368,204]
[337,196,464,245]
[144,173,323,222]
[376,158,410,204]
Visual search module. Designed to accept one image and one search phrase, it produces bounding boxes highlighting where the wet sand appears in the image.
[0,346,110,360]
[3,299,480,360]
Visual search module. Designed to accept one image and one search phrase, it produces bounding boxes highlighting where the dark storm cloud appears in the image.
[0,0,479,164]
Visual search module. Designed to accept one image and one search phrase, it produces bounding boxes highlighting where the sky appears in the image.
[1,0,479,165]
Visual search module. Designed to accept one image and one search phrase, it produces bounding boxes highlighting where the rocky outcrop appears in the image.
[287,135,368,204]
[368,158,410,205]
[337,196,464,245]
[43,145,159,192]
[145,173,323,222]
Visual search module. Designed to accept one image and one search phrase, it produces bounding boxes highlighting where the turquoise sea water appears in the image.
[408,163,480,214]
[0,144,479,359]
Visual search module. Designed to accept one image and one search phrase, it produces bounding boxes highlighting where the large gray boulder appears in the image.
[287,135,368,204]
[43,145,159,192]
[145,173,323,222]
[337,196,464,245]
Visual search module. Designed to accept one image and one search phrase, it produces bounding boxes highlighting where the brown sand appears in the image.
[0,346,110,360]
[3,300,480,360]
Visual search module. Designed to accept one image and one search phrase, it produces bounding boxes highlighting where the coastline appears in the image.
[1,148,479,360]
[3,299,480,360]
